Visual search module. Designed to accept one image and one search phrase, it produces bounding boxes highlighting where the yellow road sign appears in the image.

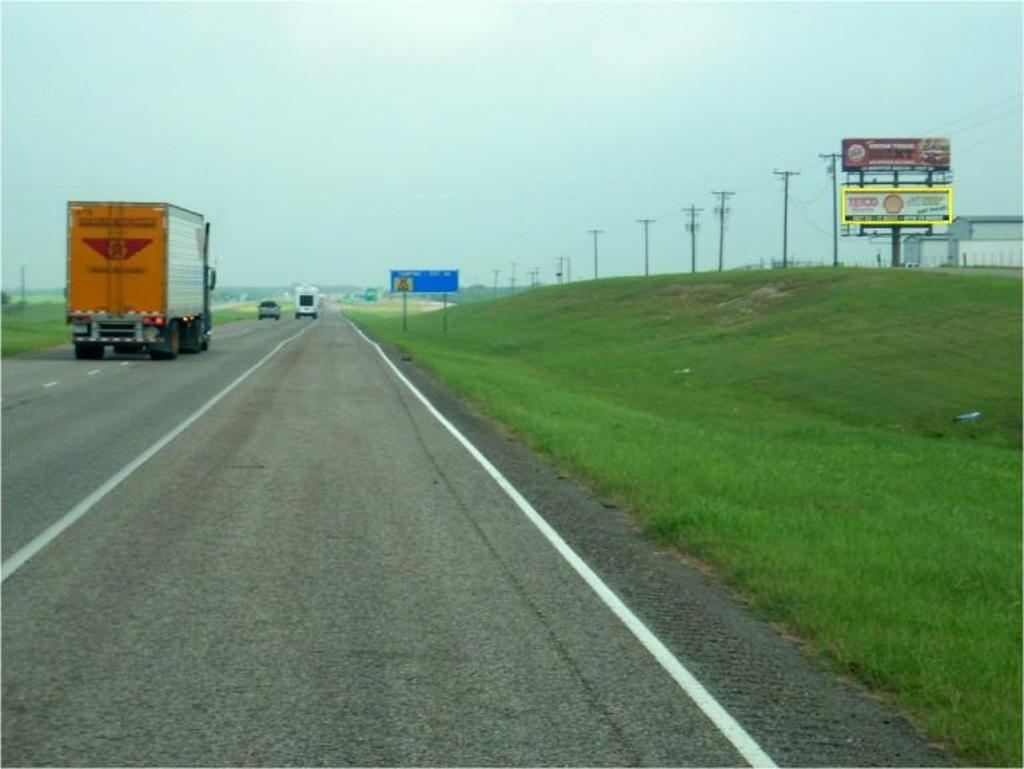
[393,276,413,292]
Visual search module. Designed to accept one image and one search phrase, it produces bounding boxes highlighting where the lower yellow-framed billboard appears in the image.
[842,187,952,225]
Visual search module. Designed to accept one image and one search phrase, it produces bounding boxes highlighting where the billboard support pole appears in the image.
[443,293,448,334]
[402,292,407,332]
[891,227,902,268]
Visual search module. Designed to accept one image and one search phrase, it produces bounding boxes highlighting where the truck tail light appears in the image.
[142,316,166,327]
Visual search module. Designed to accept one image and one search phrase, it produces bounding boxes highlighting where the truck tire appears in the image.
[150,322,180,360]
[179,320,202,354]
[74,343,104,360]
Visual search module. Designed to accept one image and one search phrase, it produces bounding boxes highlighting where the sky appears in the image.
[2,1,1022,291]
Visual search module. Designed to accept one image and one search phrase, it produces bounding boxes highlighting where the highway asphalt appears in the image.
[1,308,951,766]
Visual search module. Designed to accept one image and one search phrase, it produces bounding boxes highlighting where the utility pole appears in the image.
[588,229,602,280]
[510,262,517,294]
[683,206,702,274]
[819,152,841,267]
[493,269,500,299]
[637,218,656,276]
[555,256,565,285]
[712,192,734,272]
[773,170,800,268]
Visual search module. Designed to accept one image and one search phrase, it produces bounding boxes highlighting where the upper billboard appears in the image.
[842,138,950,172]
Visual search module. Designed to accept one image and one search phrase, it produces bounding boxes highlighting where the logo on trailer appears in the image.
[83,238,152,261]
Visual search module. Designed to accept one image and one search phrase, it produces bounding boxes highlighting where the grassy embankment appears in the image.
[1,302,276,356]
[347,268,1022,767]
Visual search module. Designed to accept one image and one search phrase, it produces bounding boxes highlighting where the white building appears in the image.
[906,216,1022,268]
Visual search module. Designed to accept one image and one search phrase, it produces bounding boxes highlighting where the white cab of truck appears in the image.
[295,286,319,319]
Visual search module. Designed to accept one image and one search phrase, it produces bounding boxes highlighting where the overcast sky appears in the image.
[3,1,1022,290]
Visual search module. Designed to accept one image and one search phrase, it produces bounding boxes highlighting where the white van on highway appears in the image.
[295,286,319,319]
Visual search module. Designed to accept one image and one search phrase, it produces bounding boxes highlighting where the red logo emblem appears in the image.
[83,238,152,260]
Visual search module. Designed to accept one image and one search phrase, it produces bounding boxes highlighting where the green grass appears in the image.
[2,302,68,356]
[1,302,268,356]
[347,268,1022,767]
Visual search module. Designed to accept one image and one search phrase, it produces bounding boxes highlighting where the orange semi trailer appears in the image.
[67,202,216,360]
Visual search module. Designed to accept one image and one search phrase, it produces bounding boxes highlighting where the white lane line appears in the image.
[43,381,59,388]
[87,369,100,376]
[1,324,313,583]
[348,320,775,769]
[120,362,131,367]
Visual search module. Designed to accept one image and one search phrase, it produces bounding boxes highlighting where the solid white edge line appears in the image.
[1,325,313,583]
[347,318,776,769]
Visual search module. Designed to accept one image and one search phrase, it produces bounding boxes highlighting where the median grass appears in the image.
[347,268,1022,767]
[2,302,68,356]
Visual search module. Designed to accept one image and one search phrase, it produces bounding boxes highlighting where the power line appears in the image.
[791,198,837,239]
[915,93,1024,135]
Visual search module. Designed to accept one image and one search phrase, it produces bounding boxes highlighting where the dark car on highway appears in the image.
[258,300,281,320]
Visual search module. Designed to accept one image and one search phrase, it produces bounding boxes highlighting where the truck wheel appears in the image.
[74,343,104,360]
[180,321,202,354]
[150,322,180,360]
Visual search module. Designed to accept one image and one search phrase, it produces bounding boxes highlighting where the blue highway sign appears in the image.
[390,270,459,294]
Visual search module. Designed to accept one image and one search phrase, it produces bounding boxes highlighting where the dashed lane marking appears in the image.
[2,324,314,583]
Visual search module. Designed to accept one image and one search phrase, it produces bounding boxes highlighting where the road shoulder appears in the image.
[360,326,952,768]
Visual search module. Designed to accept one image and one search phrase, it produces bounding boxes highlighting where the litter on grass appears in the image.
[953,411,982,422]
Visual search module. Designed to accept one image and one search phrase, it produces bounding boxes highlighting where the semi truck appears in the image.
[66,202,216,360]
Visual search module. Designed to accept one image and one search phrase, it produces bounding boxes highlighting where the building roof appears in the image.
[952,215,1023,224]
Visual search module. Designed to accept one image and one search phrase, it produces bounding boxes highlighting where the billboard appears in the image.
[842,138,950,171]
[390,270,459,293]
[842,187,953,225]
